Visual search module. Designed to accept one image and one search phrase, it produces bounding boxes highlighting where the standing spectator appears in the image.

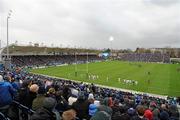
[16,80,31,104]
[32,86,46,111]
[0,75,17,116]
[24,84,39,108]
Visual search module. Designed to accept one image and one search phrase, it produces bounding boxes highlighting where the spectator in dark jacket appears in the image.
[160,110,169,120]
[30,97,57,120]
[0,75,17,116]
[112,99,120,116]
[32,86,46,111]
[62,85,71,101]
[97,97,113,116]
[24,84,39,108]
[90,111,111,120]
[168,104,179,120]
[16,80,31,104]
[72,91,90,120]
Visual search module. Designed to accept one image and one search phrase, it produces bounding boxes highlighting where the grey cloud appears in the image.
[0,0,5,14]
[145,0,180,7]
[0,0,179,49]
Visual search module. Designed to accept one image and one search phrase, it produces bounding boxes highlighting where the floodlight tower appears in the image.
[5,10,12,70]
[7,10,12,60]
[109,36,114,49]
[109,36,114,57]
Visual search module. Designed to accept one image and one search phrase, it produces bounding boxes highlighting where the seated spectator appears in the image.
[72,91,90,120]
[90,111,111,120]
[46,87,56,98]
[10,75,20,90]
[89,104,97,117]
[0,75,17,116]
[62,109,76,120]
[112,99,120,115]
[144,109,153,120]
[97,97,112,116]
[32,86,46,111]
[30,97,57,120]
[152,108,160,120]
[160,111,169,120]
[127,107,135,117]
[88,93,95,104]
[117,113,130,120]
[55,91,69,112]
[160,104,168,112]
[108,97,113,107]
[168,104,179,120]
[62,85,71,101]
[131,105,146,120]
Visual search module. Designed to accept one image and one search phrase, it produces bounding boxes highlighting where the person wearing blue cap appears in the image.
[89,104,97,117]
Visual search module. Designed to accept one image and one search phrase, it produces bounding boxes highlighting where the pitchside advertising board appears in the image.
[99,52,110,59]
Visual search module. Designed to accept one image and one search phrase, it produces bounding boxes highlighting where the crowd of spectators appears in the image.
[11,53,171,68]
[119,53,170,63]
[0,66,179,120]
[11,55,102,67]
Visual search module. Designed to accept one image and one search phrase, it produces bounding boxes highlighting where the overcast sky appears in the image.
[0,0,180,50]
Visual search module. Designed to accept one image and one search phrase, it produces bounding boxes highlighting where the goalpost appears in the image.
[74,52,89,79]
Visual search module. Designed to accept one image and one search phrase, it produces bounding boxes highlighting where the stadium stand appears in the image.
[11,54,102,67]
[119,53,170,63]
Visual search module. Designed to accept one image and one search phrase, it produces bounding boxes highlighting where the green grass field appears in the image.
[30,61,180,97]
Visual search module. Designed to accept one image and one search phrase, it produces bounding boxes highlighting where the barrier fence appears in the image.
[0,101,80,120]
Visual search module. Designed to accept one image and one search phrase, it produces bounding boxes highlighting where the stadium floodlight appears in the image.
[7,10,12,59]
[6,10,12,69]
[109,36,114,42]
[109,36,114,53]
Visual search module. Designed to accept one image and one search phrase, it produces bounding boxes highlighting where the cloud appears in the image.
[145,0,180,7]
[0,0,180,49]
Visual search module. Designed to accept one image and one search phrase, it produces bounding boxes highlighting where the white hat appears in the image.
[68,96,77,105]
[94,100,100,107]
[88,93,94,100]
[0,75,3,82]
